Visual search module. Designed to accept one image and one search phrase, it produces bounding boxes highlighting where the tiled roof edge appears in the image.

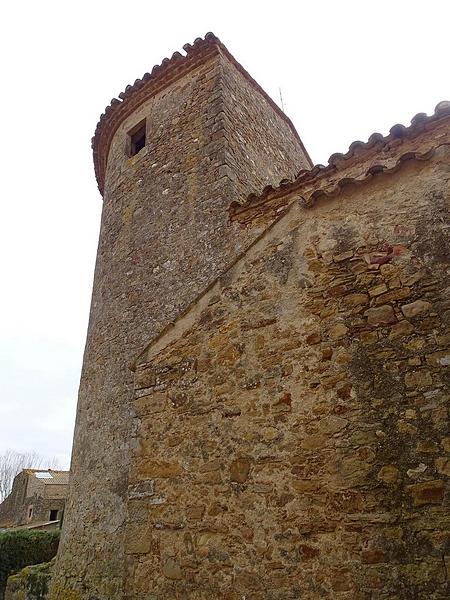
[230,101,450,223]
[92,33,310,195]
[130,119,449,367]
[300,144,448,206]
[23,469,69,474]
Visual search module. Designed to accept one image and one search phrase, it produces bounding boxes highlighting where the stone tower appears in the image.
[50,34,311,598]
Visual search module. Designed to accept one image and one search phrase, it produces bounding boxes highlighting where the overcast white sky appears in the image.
[0,0,449,469]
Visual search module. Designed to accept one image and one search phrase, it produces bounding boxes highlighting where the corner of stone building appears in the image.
[216,46,312,203]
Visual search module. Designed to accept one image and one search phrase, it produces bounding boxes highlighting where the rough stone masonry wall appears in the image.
[7,494,64,528]
[130,151,450,599]
[219,55,311,199]
[20,497,66,526]
[51,51,307,599]
[0,473,28,528]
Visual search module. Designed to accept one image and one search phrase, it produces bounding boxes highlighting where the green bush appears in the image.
[5,559,54,600]
[0,529,59,599]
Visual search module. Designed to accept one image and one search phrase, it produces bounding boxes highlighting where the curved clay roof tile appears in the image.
[328,152,345,165]
[92,32,309,195]
[389,124,407,138]
[436,100,450,113]
[368,132,384,144]
[230,101,450,220]
[366,164,387,176]
[411,112,428,125]
[239,100,450,209]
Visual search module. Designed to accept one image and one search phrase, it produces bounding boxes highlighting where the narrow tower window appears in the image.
[127,119,146,157]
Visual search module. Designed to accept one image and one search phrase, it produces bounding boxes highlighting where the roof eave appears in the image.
[92,33,310,196]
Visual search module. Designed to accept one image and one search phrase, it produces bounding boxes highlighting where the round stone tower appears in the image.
[50,33,311,598]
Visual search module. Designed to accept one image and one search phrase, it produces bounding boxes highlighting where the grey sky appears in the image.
[1,0,449,468]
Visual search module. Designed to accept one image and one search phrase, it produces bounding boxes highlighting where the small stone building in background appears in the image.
[0,469,68,530]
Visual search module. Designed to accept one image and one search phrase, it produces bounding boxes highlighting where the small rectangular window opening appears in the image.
[27,506,33,520]
[128,119,146,157]
[35,471,53,479]
[49,509,58,521]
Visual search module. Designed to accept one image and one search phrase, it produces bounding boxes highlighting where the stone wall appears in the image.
[0,473,28,528]
[220,54,311,199]
[0,473,66,529]
[51,46,308,598]
[129,149,450,599]
[22,498,65,527]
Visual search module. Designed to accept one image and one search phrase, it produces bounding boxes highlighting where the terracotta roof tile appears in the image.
[92,33,309,195]
[230,101,450,225]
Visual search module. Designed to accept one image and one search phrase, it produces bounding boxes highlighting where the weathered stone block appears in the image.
[416,439,439,453]
[361,549,385,564]
[134,365,156,390]
[401,300,432,319]
[317,415,348,435]
[124,525,152,554]
[369,284,388,297]
[405,370,433,389]
[343,293,369,307]
[333,250,354,263]
[230,457,251,483]
[135,459,182,479]
[435,457,450,476]
[133,392,167,416]
[377,465,400,484]
[162,558,183,580]
[426,350,450,367]
[407,480,444,506]
[328,323,349,338]
[389,319,414,339]
[364,304,397,326]
[128,480,154,499]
